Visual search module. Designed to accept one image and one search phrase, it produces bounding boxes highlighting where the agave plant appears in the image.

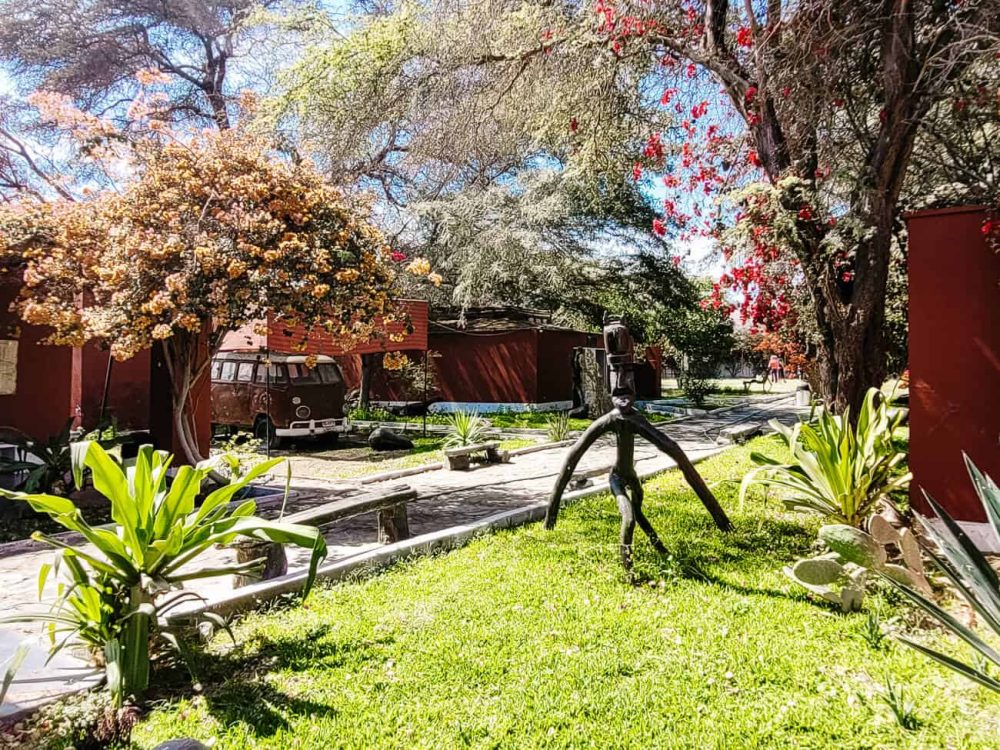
[739,388,910,527]
[887,456,1000,693]
[443,410,488,449]
[0,441,327,706]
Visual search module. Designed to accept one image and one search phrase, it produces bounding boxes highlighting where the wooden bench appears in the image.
[742,372,774,394]
[230,485,417,587]
[443,442,511,471]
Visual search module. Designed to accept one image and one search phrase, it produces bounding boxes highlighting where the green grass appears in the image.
[351,408,673,431]
[125,437,1000,748]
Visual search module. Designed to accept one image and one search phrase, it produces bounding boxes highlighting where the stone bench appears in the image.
[443,442,510,471]
[230,485,417,587]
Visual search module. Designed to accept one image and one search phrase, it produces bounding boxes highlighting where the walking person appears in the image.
[768,354,781,384]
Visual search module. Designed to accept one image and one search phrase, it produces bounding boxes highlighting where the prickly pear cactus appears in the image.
[787,512,931,610]
[819,525,886,568]
[784,554,867,612]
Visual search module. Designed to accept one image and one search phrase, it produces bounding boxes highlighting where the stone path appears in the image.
[0,394,802,717]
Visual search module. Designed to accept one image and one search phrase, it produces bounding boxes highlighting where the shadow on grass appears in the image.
[148,624,393,739]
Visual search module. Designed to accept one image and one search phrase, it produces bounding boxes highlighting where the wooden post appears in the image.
[377,503,410,544]
[231,538,288,588]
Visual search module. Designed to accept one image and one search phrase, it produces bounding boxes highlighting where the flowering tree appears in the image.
[0,92,426,465]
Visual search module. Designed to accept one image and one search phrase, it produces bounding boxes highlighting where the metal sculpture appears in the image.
[544,316,732,572]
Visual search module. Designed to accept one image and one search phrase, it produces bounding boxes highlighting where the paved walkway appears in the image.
[0,395,802,716]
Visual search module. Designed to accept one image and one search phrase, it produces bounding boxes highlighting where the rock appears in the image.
[152,740,211,750]
[368,427,414,452]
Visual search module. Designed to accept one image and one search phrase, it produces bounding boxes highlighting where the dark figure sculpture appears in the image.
[544,316,732,572]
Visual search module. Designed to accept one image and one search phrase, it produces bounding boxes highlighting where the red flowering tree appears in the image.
[593,0,1000,413]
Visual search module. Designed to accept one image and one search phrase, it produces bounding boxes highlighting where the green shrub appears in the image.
[545,412,572,442]
[739,388,909,526]
[0,442,327,706]
[443,411,488,449]
[887,456,1000,693]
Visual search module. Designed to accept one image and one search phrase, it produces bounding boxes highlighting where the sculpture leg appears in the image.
[545,412,615,529]
[631,415,733,532]
[609,471,636,572]
[626,474,668,554]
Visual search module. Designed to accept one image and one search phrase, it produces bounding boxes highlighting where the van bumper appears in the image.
[276,418,350,437]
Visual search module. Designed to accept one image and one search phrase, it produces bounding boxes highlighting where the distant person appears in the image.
[769,354,781,383]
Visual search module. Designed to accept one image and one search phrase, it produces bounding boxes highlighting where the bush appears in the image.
[0,442,327,706]
[739,388,909,526]
[677,371,713,407]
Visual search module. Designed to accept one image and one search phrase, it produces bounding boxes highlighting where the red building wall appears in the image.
[0,283,75,437]
[536,329,603,403]
[430,329,540,403]
[908,205,1000,521]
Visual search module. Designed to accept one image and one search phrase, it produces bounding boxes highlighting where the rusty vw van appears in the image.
[211,352,350,447]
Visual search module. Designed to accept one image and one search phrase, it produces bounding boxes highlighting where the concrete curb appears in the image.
[166,447,727,624]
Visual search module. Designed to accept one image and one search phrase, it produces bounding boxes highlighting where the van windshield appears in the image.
[286,362,343,385]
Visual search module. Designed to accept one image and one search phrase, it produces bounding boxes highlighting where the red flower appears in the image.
[736,27,753,48]
[747,149,761,167]
[652,218,667,237]
[671,254,682,266]
[569,117,578,133]
[632,162,643,181]
[745,85,758,104]
[660,88,677,105]
[982,220,995,235]
[797,206,813,221]
[686,63,697,78]
[391,251,407,262]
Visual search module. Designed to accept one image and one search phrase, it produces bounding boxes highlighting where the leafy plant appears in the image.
[545,412,572,442]
[677,371,714,407]
[0,419,77,495]
[887,456,1000,693]
[0,442,327,706]
[213,430,266,481]
[858,612,888,651]
[443,410,489,449]
[739,388,910,526]
[879,676,920,730]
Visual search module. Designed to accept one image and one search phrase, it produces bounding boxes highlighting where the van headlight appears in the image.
[295,405,311,419]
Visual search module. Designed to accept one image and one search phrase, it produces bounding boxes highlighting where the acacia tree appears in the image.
[0,93,425,465]
[302,0,999,413]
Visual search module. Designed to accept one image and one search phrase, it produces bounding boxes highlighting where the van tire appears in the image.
[254,416,283,450]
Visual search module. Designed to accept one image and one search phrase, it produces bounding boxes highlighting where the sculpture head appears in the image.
[603,315,636,412]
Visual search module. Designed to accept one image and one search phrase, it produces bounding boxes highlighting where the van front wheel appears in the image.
[254,416,283,450]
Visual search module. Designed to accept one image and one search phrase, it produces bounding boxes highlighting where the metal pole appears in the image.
[422,349,428,438]
[265,347,271,460]
[99,350,114,425]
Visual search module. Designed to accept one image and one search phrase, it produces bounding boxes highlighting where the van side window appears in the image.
[211,359,222,380]
[236,362,255,382]
[219,361,238,382]
[254,364,287,384]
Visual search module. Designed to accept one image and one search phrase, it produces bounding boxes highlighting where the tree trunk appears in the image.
[359,352,381,410]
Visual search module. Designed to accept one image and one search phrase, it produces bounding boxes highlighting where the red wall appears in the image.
[431,329,539,403]
[79,345,151,430]
[908,205,1000,521]
[0,283,75,437]
[536,330,603,403]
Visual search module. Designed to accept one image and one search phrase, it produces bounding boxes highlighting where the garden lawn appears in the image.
[131,437,1000,749]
